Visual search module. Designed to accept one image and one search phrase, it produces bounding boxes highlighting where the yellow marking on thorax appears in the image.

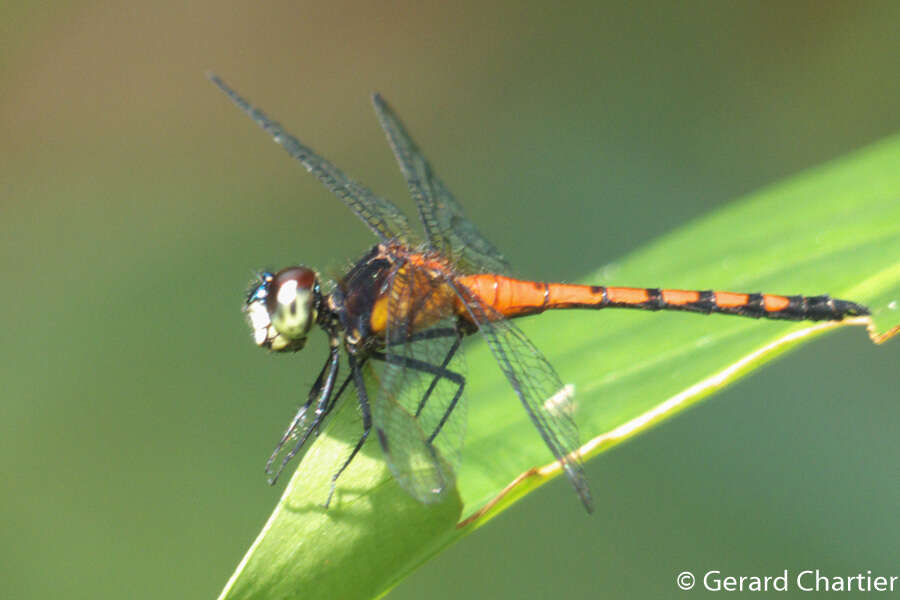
[370,296,389,334]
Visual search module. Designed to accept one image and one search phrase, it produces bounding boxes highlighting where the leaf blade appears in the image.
[220,133,900,599]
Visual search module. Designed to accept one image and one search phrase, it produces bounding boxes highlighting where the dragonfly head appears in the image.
[245,267,320,352]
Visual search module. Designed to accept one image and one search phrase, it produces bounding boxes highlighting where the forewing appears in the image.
[372,263,467,503]
[371,93,511,274]
[451,282,594,512]
[210,74,413,243]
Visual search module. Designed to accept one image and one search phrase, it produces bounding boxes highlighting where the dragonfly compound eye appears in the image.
[265,267,318,349]
[244,267,318,352]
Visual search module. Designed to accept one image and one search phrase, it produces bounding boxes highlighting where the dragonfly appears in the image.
[210,74,869,513]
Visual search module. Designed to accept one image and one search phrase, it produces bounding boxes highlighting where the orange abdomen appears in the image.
[456,274,868,322]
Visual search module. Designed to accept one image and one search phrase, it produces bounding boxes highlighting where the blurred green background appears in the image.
[2,2,898,598]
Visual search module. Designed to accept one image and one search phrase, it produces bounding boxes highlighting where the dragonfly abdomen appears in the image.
[596,287,870,321]
[460,275,869,322]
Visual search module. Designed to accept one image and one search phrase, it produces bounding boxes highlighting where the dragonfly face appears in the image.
[246,266,320,352]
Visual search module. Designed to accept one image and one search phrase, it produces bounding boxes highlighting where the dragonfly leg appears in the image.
[384,327,458,346]
[322,369,354,416]
[325,353,372,508]
[266,342,340,484]
[371,349,465,445]
[414,332,462,426]
[383,326,463,418]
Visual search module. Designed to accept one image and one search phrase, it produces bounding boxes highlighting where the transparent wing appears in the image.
[371,93,511,274]
[210,74,413,243]
[372,262,467,503]
[451,281,594,512]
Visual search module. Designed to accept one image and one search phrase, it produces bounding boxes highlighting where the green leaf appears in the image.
[219,134,899,600]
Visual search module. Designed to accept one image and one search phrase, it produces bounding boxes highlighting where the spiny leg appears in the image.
[383,326,464,418]
[267,343,340,484]
[322,369,355,416]
[372,349,465,444]
[385,327,459,346]
[265,348,333,478]
[325,354,372,508]
[415,331,462,419]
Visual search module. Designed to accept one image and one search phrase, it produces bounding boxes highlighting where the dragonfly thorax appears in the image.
[245,266,321,352]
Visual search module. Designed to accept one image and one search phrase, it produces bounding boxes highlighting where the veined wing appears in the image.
[373,262,467,503]
[371,93,510,274]
[210,74,412,243]
[451,280,594,512]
